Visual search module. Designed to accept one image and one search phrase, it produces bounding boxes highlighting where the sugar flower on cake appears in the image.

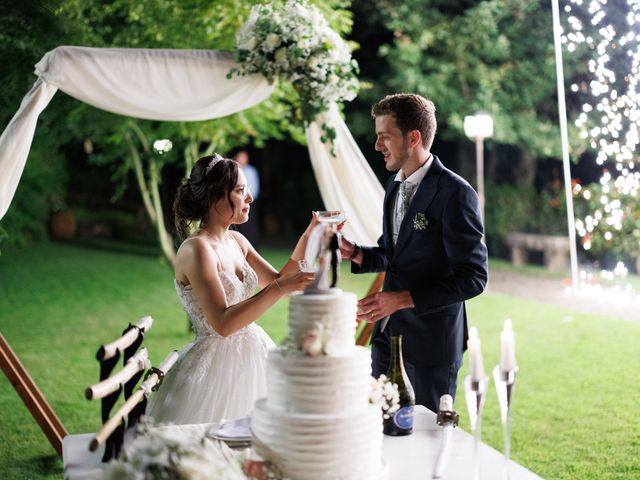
[370,374,400,419]
[301,328,323,357]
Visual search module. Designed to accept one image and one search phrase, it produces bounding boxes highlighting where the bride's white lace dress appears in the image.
[147,261,275,425]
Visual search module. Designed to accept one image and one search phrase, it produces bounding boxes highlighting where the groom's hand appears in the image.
[339,237,362,264]
[356,291,414,323]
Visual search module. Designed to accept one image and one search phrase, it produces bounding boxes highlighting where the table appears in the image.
[63,406,543,479]
[384,406,542,479]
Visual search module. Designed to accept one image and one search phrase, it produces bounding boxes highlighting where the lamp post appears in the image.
[464,112,493,222]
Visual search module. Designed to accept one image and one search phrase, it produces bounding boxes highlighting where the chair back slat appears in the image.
[96,316,153,362]
[86,348,150,400]
[89,350,179,453]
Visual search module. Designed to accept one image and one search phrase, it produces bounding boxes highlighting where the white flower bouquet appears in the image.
[103,422,247,480]
[370,374,400,419]
[229,0,359,147]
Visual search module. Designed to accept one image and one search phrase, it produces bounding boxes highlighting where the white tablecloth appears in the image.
[385,406,542,479]
[63,406,543,479]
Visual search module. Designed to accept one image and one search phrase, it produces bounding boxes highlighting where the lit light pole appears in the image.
[464,112,493,222]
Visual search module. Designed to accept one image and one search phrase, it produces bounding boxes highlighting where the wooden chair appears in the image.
[62,316,179,480]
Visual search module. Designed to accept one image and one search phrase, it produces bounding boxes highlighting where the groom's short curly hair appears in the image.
[371,93,437,150]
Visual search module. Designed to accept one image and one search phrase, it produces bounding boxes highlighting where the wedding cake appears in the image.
[251,290,388,480]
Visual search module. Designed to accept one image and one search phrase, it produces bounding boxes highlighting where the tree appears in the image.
[351,0,570,186]
[560,0,640,272]
[1,0,355,262]
[61,0,356,265]
[0,0,74,249]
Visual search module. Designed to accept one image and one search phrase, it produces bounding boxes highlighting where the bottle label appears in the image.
[393,406,414,430]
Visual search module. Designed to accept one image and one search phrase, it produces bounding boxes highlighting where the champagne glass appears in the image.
[315,210,346,225]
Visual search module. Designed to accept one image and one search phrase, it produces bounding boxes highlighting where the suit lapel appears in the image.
[393,157,444,257]
[383,178,399,253]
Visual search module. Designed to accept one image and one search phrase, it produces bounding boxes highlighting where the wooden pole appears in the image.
[356,272,386,346]
[552,0,580,289]
[0,333,68,457]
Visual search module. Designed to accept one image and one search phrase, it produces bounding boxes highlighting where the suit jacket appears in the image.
[353,156,488,367]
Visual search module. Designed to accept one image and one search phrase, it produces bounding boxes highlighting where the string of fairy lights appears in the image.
[560,0,639,304]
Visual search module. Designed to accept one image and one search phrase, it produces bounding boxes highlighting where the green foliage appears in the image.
[369,0,564,159]
[573,181,640,262]
[0,102,73,249]
[0,0,72,248]
[484,182,568,256]
[0,0,354,256]
[56,0,355,160]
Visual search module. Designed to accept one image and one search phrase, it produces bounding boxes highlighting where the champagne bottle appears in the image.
[383,335,415,436]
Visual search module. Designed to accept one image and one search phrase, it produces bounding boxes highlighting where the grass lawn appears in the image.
[1,242,639,479]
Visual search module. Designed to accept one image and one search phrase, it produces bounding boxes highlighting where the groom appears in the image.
[341,93,488,413]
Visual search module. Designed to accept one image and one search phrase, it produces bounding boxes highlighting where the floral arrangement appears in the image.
[413,212,429,230]
[103,422,246,480]
[370,374,400,420]
[228,0,359,148]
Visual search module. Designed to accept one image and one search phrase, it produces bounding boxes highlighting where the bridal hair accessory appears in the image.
[205,153,225,175]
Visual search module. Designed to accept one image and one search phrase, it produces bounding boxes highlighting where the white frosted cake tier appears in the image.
[252,399,388,480]
[288,290,358,352]
[266,346,372,414]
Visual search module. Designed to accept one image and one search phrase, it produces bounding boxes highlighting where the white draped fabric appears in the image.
[0,46,383,245]
[34,47,274,122]
[306,107,384,244]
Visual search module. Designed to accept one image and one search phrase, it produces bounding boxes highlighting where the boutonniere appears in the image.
[413,212,429,230]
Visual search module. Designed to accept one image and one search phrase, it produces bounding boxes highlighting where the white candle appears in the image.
[467,326,485,382]
[500,319,517,373]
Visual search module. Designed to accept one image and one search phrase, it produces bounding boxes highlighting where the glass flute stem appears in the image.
[473,418,481,480]
[503,413,511,480]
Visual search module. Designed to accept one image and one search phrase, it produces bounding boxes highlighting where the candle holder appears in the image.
[464,374,489,480]
[493,366,517,480]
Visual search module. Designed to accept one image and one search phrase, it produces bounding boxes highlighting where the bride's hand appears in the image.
[303,211,321,236]
[276,271,315,294]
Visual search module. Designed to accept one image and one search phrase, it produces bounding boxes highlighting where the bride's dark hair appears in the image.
[173,155,239,238]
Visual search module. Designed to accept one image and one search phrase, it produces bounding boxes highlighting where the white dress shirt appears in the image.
[392,155,433,245]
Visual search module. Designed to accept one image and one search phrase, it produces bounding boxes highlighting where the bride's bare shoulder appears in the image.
[228,230,250,255]
[175,236,217,272]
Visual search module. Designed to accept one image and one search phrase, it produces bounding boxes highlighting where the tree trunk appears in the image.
[514,148,536,187]
[149,159,176,266]
[125,122,176,266]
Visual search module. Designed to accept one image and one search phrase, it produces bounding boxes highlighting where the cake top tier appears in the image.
[287,290,358,357]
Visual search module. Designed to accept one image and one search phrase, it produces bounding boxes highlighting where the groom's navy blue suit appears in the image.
[353,156,488,412]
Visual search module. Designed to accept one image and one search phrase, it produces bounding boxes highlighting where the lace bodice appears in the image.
[174,260,259,337]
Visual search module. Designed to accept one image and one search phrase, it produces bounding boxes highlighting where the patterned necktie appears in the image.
[397,181,416,226]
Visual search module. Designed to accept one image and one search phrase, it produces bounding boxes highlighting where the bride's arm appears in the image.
[185,238,312,337]
[239,212,320,288]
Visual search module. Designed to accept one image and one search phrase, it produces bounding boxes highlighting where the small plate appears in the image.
[208,416,252,442]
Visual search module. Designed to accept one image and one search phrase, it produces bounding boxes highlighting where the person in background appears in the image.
[234,149,261,249]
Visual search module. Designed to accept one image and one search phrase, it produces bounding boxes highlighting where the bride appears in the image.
[147,154,317,425]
